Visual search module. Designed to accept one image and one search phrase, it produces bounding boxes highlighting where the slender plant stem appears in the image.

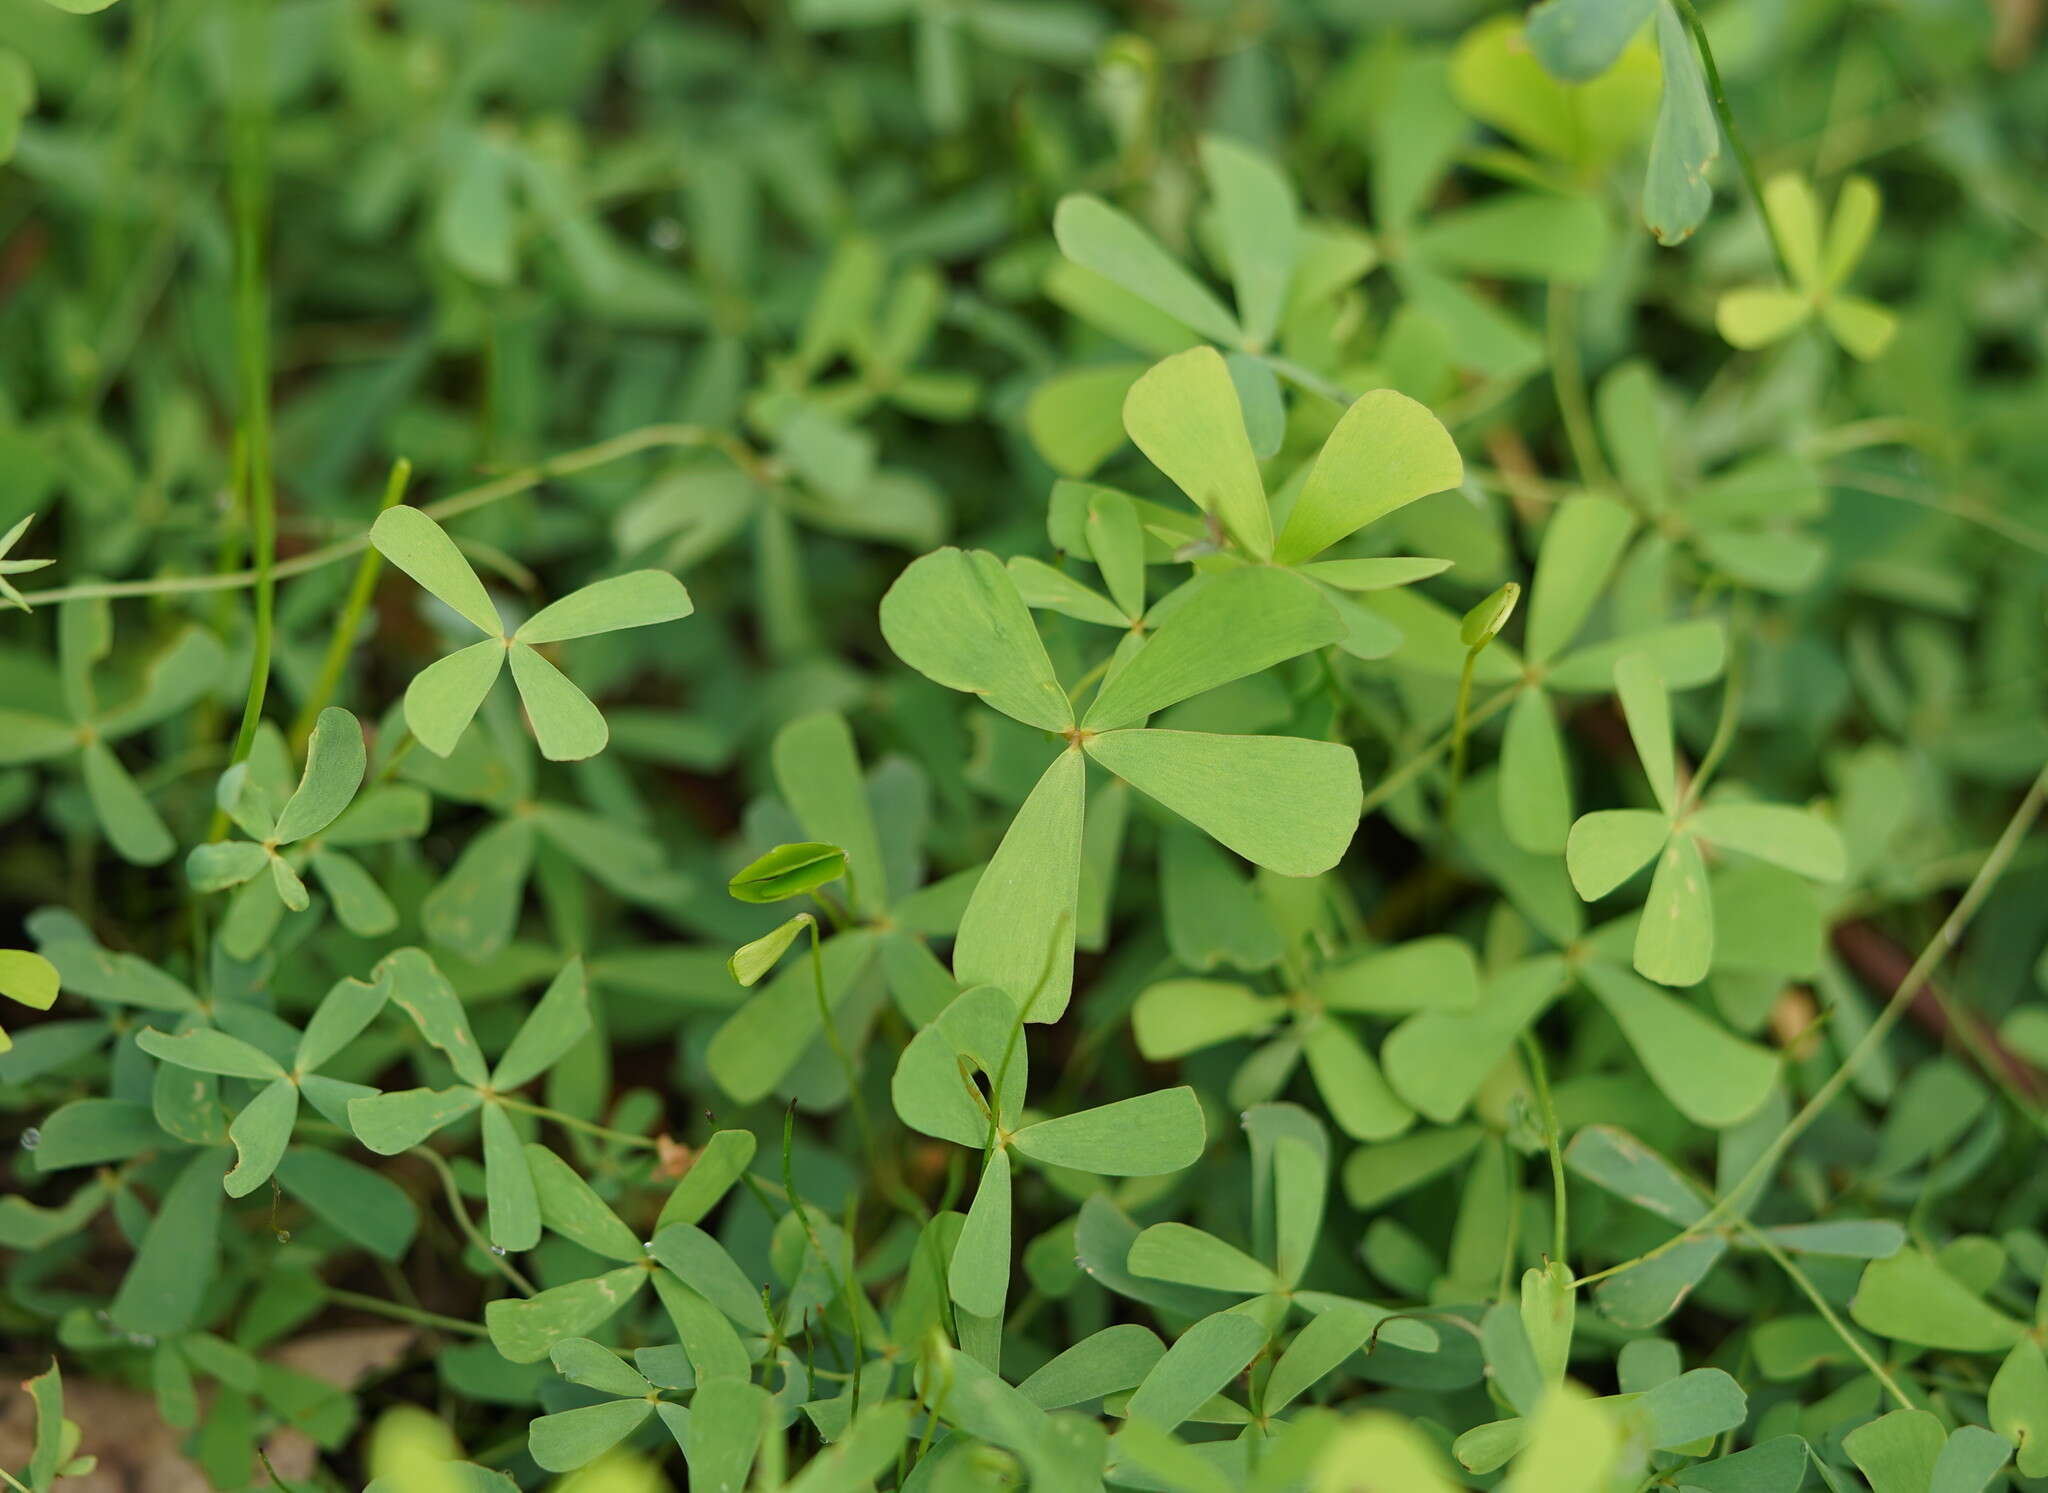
[215,0,276,834]
[798,911,875,1416]
[20,423,751,607]
[1520,1031,1569,1266]
[1577,760,2048,1288]
[322,1286,487,1338]
[1546,282,1613,493]
[413,1146,537,1295]
[1444,648,1481,827]
[1672,0,1792,281]
[1740,1219,1911,1408]
[1686,594,1752,802]
[290,458,410,748]
[777,1105,867,1415]
[1360,685,1518,820]
[1830,469,2048,559]
[497,1094,659,1150]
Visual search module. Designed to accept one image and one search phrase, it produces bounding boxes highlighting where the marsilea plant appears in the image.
[5,2,2048,1492]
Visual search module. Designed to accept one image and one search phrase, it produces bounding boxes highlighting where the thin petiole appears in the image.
[1740,1218,1911,1409]
[321,1286,488,1339]
[1672,0,1792,282]
[1360,685,1519,820]
[414,1146,536,1295]
[496,1094,661,1151]
[289,457,411,749]
[1520,1031,1570,1267]
[19,423,756,608]
[1577,760,2048,1289]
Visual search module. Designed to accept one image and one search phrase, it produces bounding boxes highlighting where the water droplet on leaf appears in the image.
[20,1127,40,1150]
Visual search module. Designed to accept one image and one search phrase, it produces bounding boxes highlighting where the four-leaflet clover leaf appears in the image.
[1135,935,1480,1143]
[186,711,429,958]
[136,959,395,1197]
[881,545,1362,1020]
[1359,45,1610,379]
[1119,345,1464,659]
[1593,360,1829,597]
[525,1339,694,1473]
[1124,1103,1438,1399]
[478,1127,785,1380]
[891,985,1207,1323]
[0,597,224,864]
[1036,135,1376,475]
[1566,1123,1906,1330]
[1716,173,1898,362]
[1490,493,1730,854]
[1566,653,1847,986]
[400,702,682,964]
[370,505,693,761]
[347,949,591,1251]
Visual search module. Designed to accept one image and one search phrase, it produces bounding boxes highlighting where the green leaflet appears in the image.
[891,984,1029,1147]
[1274,389,1464,565]
[273,707,366,843]
[1851,1250,2026,1352]
[529,1145,644,1262]
[508,642,608,761]
[1082,568,1341,731]
[1526,0,1657,82]
[1990,1339,2048,1478]
[487,1268,650,1364]
[1581,961,1777,1127]
[223,1077,298,1197]
[529,1399,653,1473]
[952,749,1087,1021]
[728,914,812,986]
[880,547,1073,734]
[1128,1223,1280,1296]
[1121,347,1273,559]
[1010,1087,1206,1175]
[405,640,506,757]
[950,1147,1014,1318]
[1019,1325,1165,1410]
[514,569,693,644]
[1199,135,1298,351]
[373,507,505,635]
[1083,729,1361,878]
[657,1130,757,1229]
[773,711,890,913]
[110,1148,228,1337]
[728,842,848,903]
[1643,1,1717,245]
[1123,1309,1267,1430]
[1053,195,1243,347]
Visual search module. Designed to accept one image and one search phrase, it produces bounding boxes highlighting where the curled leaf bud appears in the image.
[1460,581,1521,651]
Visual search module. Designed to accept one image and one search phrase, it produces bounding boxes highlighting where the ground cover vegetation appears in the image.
[4,0,2048,1489]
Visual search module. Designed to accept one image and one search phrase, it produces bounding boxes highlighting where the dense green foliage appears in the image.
[4,0,2048,1490]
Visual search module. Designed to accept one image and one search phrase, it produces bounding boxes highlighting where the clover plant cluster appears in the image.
[4,1,2048,1492]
